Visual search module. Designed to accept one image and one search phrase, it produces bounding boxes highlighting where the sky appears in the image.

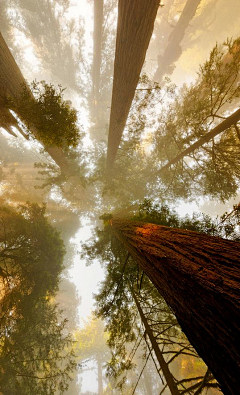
[69,219,105,326]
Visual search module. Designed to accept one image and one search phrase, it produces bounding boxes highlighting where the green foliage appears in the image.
[34,162,66,190]
[99,213,113,221]
[82,201,239,392]
[92,73,168,206]
[134,198,218,235]
[134,198,240,240]
[10,81,82,148]
[94,39,240,204]
[217,202,240,240]
[0,298,76,395]
[0,202,65,296]
[0,203,76,394]
[153,38,240,201]
[74,316,109,363]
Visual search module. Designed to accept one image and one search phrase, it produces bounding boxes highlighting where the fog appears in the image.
[0,1,240,394]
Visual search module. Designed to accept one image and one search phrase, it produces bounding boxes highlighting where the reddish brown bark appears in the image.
[111,219,240,395]
[106,0,160,170]
[159,107,240,172]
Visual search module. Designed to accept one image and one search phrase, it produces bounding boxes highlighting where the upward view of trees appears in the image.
[110,218,239,395]
[0,33,85,181]
[99,38,240,204]
[1,0,240,394]
[84,202,239,394]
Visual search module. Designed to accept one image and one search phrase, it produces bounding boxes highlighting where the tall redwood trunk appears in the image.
[111,219,240,395]
[92,0,103,121]
[106,0,160,170]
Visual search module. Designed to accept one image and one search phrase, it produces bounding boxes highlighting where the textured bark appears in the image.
[92,0,103,121]
[159,107,240,172]
[0,33,76,178]
[106,0,160,170]
[154,0,202,82]
[0,32,29,133]
[131,287,180,395]
[111,219,240,395]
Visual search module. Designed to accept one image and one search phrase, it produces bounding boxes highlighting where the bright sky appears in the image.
[69,219,105,326]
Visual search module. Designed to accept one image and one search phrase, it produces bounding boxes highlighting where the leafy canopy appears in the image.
[80,201,228,393]
[10,81,82,148]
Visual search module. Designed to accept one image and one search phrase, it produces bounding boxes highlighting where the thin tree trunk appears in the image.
[154,0,202,82]
[159,107,240,172]
[131,286,180,395]
[111,218,240,395]
[97,357,103,395]
[92,0,103,122]
[106,0,160,170]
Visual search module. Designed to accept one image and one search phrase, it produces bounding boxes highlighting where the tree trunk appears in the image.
[97,357,103,395]
[92,0,103,122]
[154,0,202,82]
[0,33,77,178]
[106,0,160,170]
[159,107,240,172]
[111,218,240,395]
[131,286,180,395]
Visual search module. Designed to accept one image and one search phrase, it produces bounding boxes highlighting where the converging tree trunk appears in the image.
[0,33,76,178]
[106,0,160,170]
[97,357,103,395]
[154,0,202,82]
[111,219,240,395]
[159,107,240,172]
[92,0,103,122]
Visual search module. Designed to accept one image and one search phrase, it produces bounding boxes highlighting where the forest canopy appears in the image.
[0,0,240,394]
[9,81,82,148]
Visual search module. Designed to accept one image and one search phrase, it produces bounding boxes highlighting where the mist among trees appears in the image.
[0,1,240,394]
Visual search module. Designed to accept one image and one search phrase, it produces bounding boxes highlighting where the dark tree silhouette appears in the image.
[153,0,202,82]
[130,286,180,395]
[111,218,240,395]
